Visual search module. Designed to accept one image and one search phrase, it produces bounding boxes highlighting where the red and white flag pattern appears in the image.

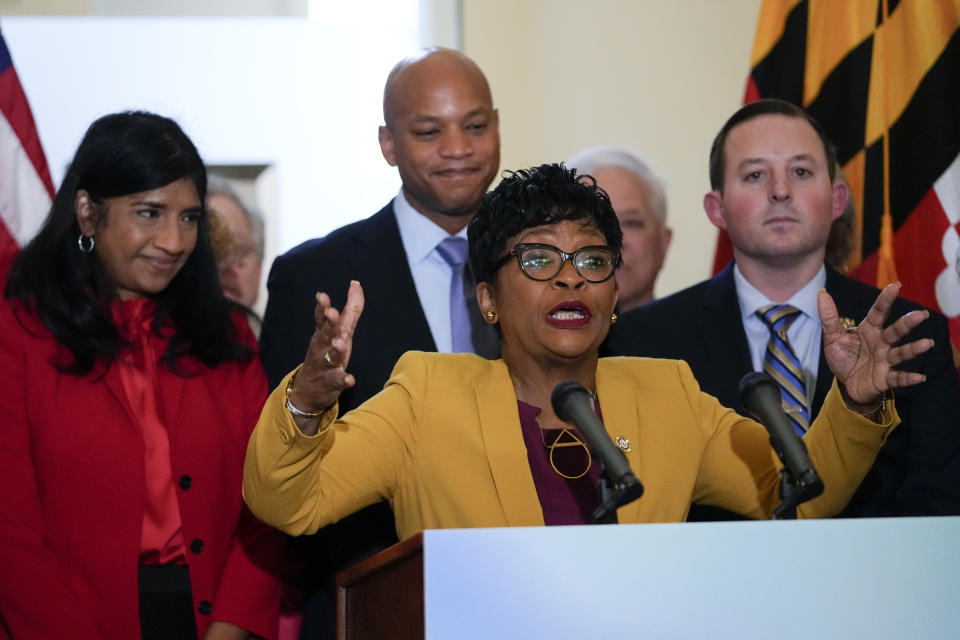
[0,27,54,272]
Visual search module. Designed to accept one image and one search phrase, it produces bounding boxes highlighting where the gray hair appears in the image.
[206,174,265,259]
[566,146,668,224]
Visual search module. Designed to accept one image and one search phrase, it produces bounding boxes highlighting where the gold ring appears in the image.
[322,351,335,367]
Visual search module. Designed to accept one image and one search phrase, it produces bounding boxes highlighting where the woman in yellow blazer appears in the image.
[244,164,929,541]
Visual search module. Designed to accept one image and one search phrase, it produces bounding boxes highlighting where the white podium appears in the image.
[338,517,960,639]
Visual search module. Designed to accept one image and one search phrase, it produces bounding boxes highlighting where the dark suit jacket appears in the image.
[259,201,498,635]
[259,202,429,626]
[260,201,436,408]
[605,263,960,518]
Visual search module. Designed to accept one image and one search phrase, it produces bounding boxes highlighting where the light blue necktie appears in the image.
[757,304,810,435]
[436,237,472,353]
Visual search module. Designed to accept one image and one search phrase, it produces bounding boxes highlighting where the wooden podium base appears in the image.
[336,532,423,640]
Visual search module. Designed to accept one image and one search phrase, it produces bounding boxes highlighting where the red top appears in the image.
[112,299,186,565]
[0,299,283,640]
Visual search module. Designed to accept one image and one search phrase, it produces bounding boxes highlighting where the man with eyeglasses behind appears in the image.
[566,146,672,313]
[207,175,265,311]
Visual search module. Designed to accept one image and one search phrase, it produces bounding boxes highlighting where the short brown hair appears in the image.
[709,99,838,192]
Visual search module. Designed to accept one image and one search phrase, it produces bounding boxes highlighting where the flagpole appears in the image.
[876,0,899,288]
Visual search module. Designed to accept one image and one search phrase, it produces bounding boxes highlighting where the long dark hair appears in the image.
[5,111,253,375]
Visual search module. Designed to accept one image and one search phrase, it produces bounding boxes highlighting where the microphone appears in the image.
[550,380,639,490]
[738,372,823,499]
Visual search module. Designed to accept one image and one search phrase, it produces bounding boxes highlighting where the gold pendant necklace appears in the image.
[541,427,592,480]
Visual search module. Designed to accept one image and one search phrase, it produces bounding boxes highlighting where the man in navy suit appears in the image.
[259,48,501,636]
[607,99,960,520]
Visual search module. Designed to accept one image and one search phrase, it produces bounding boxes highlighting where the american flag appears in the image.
[0,26,54,274]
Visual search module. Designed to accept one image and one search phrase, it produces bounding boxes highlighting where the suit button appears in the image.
[190,538,204,554]
[197,600,213,615]
[178,475,192,490]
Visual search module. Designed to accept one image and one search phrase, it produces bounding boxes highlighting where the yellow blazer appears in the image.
[243,352,897,539]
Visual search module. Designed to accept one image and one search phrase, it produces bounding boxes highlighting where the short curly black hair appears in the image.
[468,163,622,285]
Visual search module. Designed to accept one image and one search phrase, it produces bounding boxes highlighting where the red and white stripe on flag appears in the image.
[0,27,54,267]
[933,153,960,349]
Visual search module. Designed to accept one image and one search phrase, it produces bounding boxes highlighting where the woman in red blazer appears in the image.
[0,112,282,640]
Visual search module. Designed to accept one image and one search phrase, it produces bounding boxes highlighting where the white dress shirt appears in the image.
[393,189,467,354]
[734,263,827,408]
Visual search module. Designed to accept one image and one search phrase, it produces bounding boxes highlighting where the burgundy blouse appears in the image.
[517,400,601,525]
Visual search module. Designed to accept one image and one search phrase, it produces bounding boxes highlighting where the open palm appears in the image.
[819,282,932,406]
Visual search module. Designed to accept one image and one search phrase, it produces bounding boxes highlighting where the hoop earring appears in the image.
[610,312,618,324]
[485,309,497,322]
[77,233,95,253]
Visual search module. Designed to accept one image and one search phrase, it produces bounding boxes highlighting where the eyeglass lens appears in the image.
[518,244,615,282]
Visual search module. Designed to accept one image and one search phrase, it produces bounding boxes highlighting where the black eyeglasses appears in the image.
[492,243,621,283]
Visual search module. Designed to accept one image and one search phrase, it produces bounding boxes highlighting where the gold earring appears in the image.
[485,310,497,322]
[610,312,618,324]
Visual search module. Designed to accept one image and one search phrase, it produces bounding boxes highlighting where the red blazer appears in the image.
[0,300,282,639]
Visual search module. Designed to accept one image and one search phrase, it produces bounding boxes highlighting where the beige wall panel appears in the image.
[0,0,90,13]
[0,0,305,14]
[463,0,763,297]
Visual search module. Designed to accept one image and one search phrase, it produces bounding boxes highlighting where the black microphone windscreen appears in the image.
[739,371,777,400]
[739,372,783,414]
[550,379,590,421]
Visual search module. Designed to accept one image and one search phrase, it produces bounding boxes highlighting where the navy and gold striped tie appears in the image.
[757,304,809,435]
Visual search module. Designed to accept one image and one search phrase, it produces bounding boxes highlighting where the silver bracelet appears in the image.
[857,392,889,418]
[284,370,325,419]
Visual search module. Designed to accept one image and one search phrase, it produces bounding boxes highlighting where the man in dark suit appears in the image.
[259,48,500,636]
[607,99,960,519]
[261,47,500,398]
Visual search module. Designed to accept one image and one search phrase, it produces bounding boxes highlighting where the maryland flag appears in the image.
[713,0,960,354]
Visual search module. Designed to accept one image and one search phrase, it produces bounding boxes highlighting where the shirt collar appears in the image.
[393,188,469,264]
[733,263,826,323]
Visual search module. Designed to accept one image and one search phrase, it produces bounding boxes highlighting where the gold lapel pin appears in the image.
[615,436,631,452]
[840,316,857,331]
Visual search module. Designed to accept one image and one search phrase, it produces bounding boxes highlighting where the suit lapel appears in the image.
[474,362,544,526]
[99,350,186,438]
[814,341,832,417]
[349,203,436,352]
[697,264,754,412]
[156,363,186,437]
[102,363,140,431]
[813,267,873,416]
[596,361,644,524]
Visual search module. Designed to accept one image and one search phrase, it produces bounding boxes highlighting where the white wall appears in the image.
[4,1,764,303]
[2,12,425,314]
[463,0,764,296]
[0,0,307,15]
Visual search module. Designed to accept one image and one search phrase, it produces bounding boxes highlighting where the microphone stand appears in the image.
[592,465,644,525]
[595,475,618,524]
[771,465,824,520]
[772,468,799,520]
[737,372,824,520]
[549,380,644,524]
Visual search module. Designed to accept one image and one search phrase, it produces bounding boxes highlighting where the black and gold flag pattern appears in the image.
[713,0,960,353]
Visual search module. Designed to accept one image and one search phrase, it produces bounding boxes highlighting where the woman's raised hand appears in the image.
[287,281,365,427]
[819,282,932,414]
